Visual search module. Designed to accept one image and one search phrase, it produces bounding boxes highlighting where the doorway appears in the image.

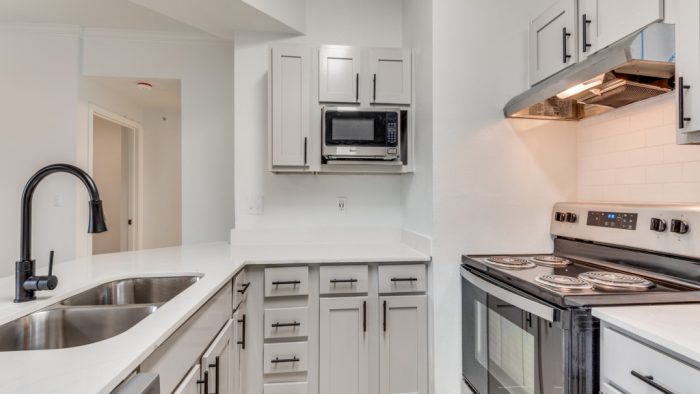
[91,113,139,255]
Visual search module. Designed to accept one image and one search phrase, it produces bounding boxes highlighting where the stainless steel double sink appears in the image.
[0,275,201,351]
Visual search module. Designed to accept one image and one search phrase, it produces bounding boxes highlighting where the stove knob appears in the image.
[555,212,568,222]
[670,219,689,234]
[650,218,667,232]
[565,212,577,223]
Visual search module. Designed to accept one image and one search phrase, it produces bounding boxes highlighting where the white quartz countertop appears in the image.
[0,241,429,394]
[593,304,700,367]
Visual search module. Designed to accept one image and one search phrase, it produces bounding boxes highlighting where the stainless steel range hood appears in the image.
[504,23,676,121]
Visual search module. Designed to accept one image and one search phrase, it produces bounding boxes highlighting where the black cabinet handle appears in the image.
[382,300,387,332]
[631,370,675,394]
[197,370,209,394]
[237,282,250,294]
[208,356,220,394]
[271,356,300,364]
[363,300,366,332]
[582,14,591,53]
[271,321,301,328]
[679,76,692,129]
[237,314,246,349]
[330,278,358,284]
[303,137,307,165]
[272,280,301,286]
[391,277,418,282]
[562,27,572,63]
[373,73,377,102]
[355,73,359,102]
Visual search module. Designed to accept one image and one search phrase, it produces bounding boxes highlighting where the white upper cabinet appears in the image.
[529,0,578,85]
[676,0,700,143]
[319,46,361,103]
[369,48,412,105]
[578,0,663,60]
[271,46,310,168]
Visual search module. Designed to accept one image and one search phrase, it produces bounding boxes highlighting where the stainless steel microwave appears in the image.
[322,107,401,161]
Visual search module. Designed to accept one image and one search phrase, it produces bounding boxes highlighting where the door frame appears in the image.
[87,104,143,254]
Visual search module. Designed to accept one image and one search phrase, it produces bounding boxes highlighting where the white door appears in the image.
[368,48,412,105]
[676,0,700,143]
[173,364,202,394]
[319,46,361,103]
[271,46,310,167]
[379,295,428,394]
[529,0,578,85]
[579,0,663,60]
[232,309,246,394]
[201,319,233,394]
[319,297,369,394]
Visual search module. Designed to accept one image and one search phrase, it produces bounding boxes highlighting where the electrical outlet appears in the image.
[336,197,347,214]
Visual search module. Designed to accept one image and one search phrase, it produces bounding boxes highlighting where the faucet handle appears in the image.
[48,250,54,276]
[22,250,58,292]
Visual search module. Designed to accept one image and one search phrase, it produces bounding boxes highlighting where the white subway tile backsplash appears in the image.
[577,94,700,203]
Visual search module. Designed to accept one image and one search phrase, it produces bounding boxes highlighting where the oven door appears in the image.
[323,108,399,147]
[461,267,565,394]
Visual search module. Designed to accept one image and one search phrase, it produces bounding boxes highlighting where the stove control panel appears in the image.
[587,211,638,230]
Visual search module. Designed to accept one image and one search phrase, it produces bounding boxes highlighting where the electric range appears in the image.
[460,202,700,394]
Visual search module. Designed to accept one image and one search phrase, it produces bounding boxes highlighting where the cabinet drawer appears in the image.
[319,265,368,295]
[265,307,309,339]
[378,264,426,294]
[265,267,309,297]
[264,382,309,394]
[601,326,700,393]
[264,342,308,374]
[233,269,250,306]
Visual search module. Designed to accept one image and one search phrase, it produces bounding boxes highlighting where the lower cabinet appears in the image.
[379,295,428,394]
[202,319,234,394]
[319,297,369,394]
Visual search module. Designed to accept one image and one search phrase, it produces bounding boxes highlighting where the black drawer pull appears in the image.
[272,280,301,286]
[272,321,300,328]
[631,370,674,394]
[330,278,358,284]
[196,370,209,394]
[562,27,572,63]
[582,14,592,52]
[679,76,691,129]
[237,314,246,349]
[391,277,417,282]
[363,300,366,332]
[208,356,220,394]
[237,282,250,294]
[271,356,300,364]
[382,300,387,332]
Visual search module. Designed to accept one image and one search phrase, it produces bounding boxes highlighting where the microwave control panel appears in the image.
[387,112,398,146]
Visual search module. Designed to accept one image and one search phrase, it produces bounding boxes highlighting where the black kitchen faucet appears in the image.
[14,164,107,302]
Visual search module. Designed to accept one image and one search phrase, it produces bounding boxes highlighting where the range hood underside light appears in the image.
[506,23,676,121]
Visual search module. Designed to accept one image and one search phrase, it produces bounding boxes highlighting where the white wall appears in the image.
[0,26,80,278]
[81,31,236,244]
[233,0,405,230]
[577,94,700,203]
[142,109,182,248]
[431,1,578,393]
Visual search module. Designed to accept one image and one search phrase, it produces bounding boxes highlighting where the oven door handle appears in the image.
[461,267,556,322]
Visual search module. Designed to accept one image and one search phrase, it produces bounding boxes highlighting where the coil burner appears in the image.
[530,255,572,267]
[535,275,593,291]
[483,257,536,270]
[578,271,655,291]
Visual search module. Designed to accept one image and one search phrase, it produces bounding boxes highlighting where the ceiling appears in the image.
[86,76,181,111]
[0,0,208,34]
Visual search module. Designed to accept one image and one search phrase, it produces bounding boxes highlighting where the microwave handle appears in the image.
[355,73,359,102]
[460,267,556,322]
[303,137,307,165]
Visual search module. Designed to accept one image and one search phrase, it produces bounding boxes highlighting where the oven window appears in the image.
[488,303,535,394]
[331,118,375,141]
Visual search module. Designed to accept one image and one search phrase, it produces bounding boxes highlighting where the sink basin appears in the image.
[0,305,157,351]
[60,276,201,306]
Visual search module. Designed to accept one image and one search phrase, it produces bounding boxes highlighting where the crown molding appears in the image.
[0,23,81,36]
[81,28,231,44]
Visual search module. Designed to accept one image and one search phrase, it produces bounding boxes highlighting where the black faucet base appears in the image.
[14,260,36,303]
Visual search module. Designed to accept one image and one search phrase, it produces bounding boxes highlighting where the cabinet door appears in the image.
[319,297,369,394]
[677,0,700,142]
[271,46,310,167]
[529,0,578,85]
[232,309,246,394]
[368,49,412,105]
[379,295,428,394]
[173,364,202,394]
[319,46,361,103]
[579,0,663,60]
[201,319,233,394]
